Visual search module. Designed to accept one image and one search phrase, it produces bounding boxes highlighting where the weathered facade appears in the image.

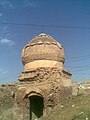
[18,33,72,120]
[0,33,72,120]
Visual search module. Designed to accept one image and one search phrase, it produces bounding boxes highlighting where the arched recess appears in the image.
[27,91,44,120]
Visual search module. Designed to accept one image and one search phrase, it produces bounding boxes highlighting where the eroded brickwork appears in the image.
[0,33,72,120]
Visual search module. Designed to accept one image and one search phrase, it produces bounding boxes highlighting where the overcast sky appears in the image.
[0,0,90,84]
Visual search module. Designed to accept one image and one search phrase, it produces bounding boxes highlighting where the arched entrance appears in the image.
[29,94,44,120]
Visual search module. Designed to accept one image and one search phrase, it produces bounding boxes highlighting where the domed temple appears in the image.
[0,33,74,120]
[17,33,72,120]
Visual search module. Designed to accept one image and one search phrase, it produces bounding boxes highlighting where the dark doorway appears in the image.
[29,95,44,120]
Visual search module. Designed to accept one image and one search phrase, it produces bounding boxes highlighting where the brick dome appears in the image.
[22,33,65,71]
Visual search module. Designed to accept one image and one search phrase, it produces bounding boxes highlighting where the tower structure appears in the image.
[18,33,72,119]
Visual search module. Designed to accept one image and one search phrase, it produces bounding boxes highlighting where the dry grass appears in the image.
[41,89,90,120]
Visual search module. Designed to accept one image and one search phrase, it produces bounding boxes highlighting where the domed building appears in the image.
[18,33,72,120]
[19,33,66,81]
[0,33,73,120]
[22,33,64,71]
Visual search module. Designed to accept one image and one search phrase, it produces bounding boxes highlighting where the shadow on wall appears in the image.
[29,95,44,120]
